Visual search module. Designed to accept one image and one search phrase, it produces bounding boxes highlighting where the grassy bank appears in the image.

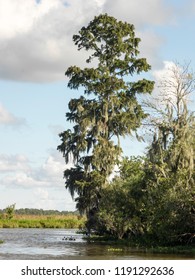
[0,214,86,229]
[84,235,195,256]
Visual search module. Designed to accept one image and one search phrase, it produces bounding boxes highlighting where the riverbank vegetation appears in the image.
[58,14,195,248]
[0,207,85,229]
[0,214,85,228]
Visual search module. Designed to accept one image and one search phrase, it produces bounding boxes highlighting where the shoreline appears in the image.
[0,214,85,229]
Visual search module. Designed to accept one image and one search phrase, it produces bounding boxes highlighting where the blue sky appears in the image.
[0,0,195,211]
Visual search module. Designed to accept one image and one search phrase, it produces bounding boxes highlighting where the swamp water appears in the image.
[0,228,194,260]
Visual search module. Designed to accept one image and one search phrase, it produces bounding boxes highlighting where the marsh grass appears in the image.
[0,214,86,229]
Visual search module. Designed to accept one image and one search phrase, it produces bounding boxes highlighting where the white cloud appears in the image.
[32,187,55,209]
[33,187,49,200]
[0,150,75,210]
[138,30,164,68]
[143,60,177,108]
[0,103,25,126]
[31,187,75,210]
[0,0,175,82]
[1,172,49,188]
[41,155,64,178]
[0,150,72,189]
[0,0,59,39]
[0,154,30,173]
[153,60,176,81]
[103,0,173,27]
[35,150,73,183]
[0,0,102,82]
[152,61,182,102]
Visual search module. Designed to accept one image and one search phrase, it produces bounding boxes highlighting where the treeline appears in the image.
[0,208,78,216]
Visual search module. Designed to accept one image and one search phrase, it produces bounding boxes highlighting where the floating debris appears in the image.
[107,248,123,252]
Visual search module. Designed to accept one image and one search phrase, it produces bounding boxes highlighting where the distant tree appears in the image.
[58,14,154,226]
[5,204,15,220]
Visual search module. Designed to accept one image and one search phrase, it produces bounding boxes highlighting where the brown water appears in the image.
[0,228,194,260]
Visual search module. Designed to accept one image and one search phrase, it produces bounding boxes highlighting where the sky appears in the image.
[0,0,195,211]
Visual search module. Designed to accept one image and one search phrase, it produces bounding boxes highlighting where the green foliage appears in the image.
[97,157,146,239]
[92,63,195,246]
[142,63,195,245]
[58,14,154,221]
[58,14,195,247]
[5,204,15,220]
[0,215,85,229]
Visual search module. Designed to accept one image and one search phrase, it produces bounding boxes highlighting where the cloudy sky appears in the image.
[0,0,195,211]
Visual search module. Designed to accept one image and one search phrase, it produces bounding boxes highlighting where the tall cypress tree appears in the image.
[58,14,154,223]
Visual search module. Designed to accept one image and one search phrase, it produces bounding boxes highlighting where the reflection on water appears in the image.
[0,228,194,260]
